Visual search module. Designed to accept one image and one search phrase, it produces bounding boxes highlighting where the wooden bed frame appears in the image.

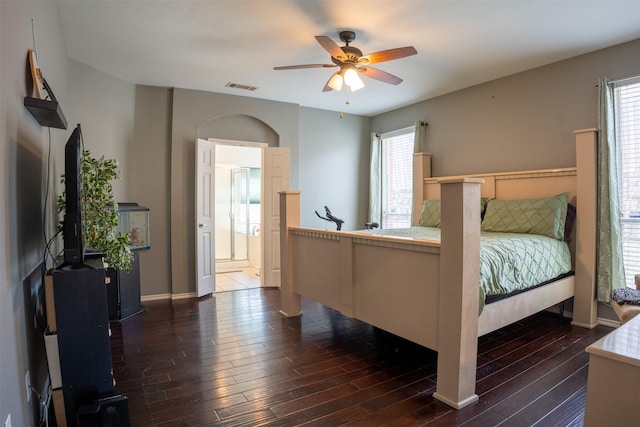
[278,129,599,409]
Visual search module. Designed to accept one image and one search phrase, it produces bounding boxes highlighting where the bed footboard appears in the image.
[280,179,485,409]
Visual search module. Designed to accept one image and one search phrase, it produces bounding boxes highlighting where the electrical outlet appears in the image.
[24,371,31,403]
[4,413,11,427]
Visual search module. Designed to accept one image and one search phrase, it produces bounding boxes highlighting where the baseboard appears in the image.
[141,293,171,302]
[171,292,197,300]
[216,268,242,274]
[596,316,621,328]
[546,306,620,329]
[141,292,202,301]
[216,260,250,269]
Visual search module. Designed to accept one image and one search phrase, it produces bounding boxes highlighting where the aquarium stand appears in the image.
[106,251,145,322]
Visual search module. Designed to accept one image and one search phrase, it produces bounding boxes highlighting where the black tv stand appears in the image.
[46,265,122,426]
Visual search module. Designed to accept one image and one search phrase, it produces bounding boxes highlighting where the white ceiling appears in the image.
[56,0,640,117]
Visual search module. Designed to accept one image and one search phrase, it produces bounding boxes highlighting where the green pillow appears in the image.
[418,199,441,227]
[481,193,569,240]
[418,198,490,227]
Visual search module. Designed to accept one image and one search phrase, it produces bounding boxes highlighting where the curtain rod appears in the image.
[375,121,428,138]
[595,75,640,87]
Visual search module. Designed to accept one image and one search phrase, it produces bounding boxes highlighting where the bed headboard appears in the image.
[422,168,577,202]
[410,130,597,326]
[414,167,578,267]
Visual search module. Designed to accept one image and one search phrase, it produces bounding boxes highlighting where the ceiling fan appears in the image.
[274,30,417,92]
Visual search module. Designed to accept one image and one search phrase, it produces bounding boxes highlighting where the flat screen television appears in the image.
[61,124,84,268]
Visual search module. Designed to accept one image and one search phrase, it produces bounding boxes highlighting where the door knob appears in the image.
[198,223,205,228]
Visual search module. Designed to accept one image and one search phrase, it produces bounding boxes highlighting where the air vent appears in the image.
[225,82,258,91]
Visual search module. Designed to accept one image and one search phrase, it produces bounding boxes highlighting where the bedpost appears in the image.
[279,190,303,317]
[572,129,599,328]
[412,153,432,225]
[433,177,483,409]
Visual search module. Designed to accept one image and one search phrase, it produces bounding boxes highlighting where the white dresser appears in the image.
[584,314,640,426]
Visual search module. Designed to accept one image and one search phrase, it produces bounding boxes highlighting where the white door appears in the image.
[261,147,290,287]
[196,138,216,297]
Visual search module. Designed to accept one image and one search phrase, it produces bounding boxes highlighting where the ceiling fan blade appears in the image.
[360,67,403,85]
[360,46,417,64]
[274,64,335,70]
[315,35,346,60]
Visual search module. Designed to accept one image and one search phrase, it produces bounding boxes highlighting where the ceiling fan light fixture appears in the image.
[274,30,416,93]
[327,72,344,91]
[344,67,364,92]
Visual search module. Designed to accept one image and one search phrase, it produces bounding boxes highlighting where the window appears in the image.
[614,77,640,288]
[380,128,414,228]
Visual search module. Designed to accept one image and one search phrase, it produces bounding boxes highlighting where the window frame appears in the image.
[612,76,640,288]
[379,126,415,229]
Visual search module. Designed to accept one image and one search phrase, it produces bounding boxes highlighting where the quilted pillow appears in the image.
[418,200,441,227]
[481,193,569,240]
[419,197,492,228]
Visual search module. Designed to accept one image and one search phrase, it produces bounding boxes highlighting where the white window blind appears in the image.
[381,130,414,229]
[614,77,640,288]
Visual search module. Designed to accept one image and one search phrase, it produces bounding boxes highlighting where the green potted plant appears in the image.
[58,150,133,271]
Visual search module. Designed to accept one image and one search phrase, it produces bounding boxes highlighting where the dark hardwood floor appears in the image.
[110,288,612,426]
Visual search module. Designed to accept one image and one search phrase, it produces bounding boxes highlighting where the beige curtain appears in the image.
[368,133,382,224]
[413,120,428,153]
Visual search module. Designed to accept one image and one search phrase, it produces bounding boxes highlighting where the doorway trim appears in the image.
[209,138,268,149]
[196,137,289,297]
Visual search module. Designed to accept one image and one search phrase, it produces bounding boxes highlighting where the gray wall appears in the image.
[130,89,373,297]
[299,107,371,230]
[1,2,134,425]
[130,85,173,297]
[373,38,640,177]
[1,2,67,424]
[49,25,640,311]
[169,88,302,295]
[67,59,135,199]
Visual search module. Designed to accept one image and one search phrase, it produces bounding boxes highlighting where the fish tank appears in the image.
[117,203,150,251]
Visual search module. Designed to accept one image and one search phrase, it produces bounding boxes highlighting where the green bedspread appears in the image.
[365,227,572,312]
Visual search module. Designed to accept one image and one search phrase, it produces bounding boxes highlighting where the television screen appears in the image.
[61,124,84,268]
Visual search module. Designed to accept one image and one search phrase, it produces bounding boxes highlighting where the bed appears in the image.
[278,129,599,409]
